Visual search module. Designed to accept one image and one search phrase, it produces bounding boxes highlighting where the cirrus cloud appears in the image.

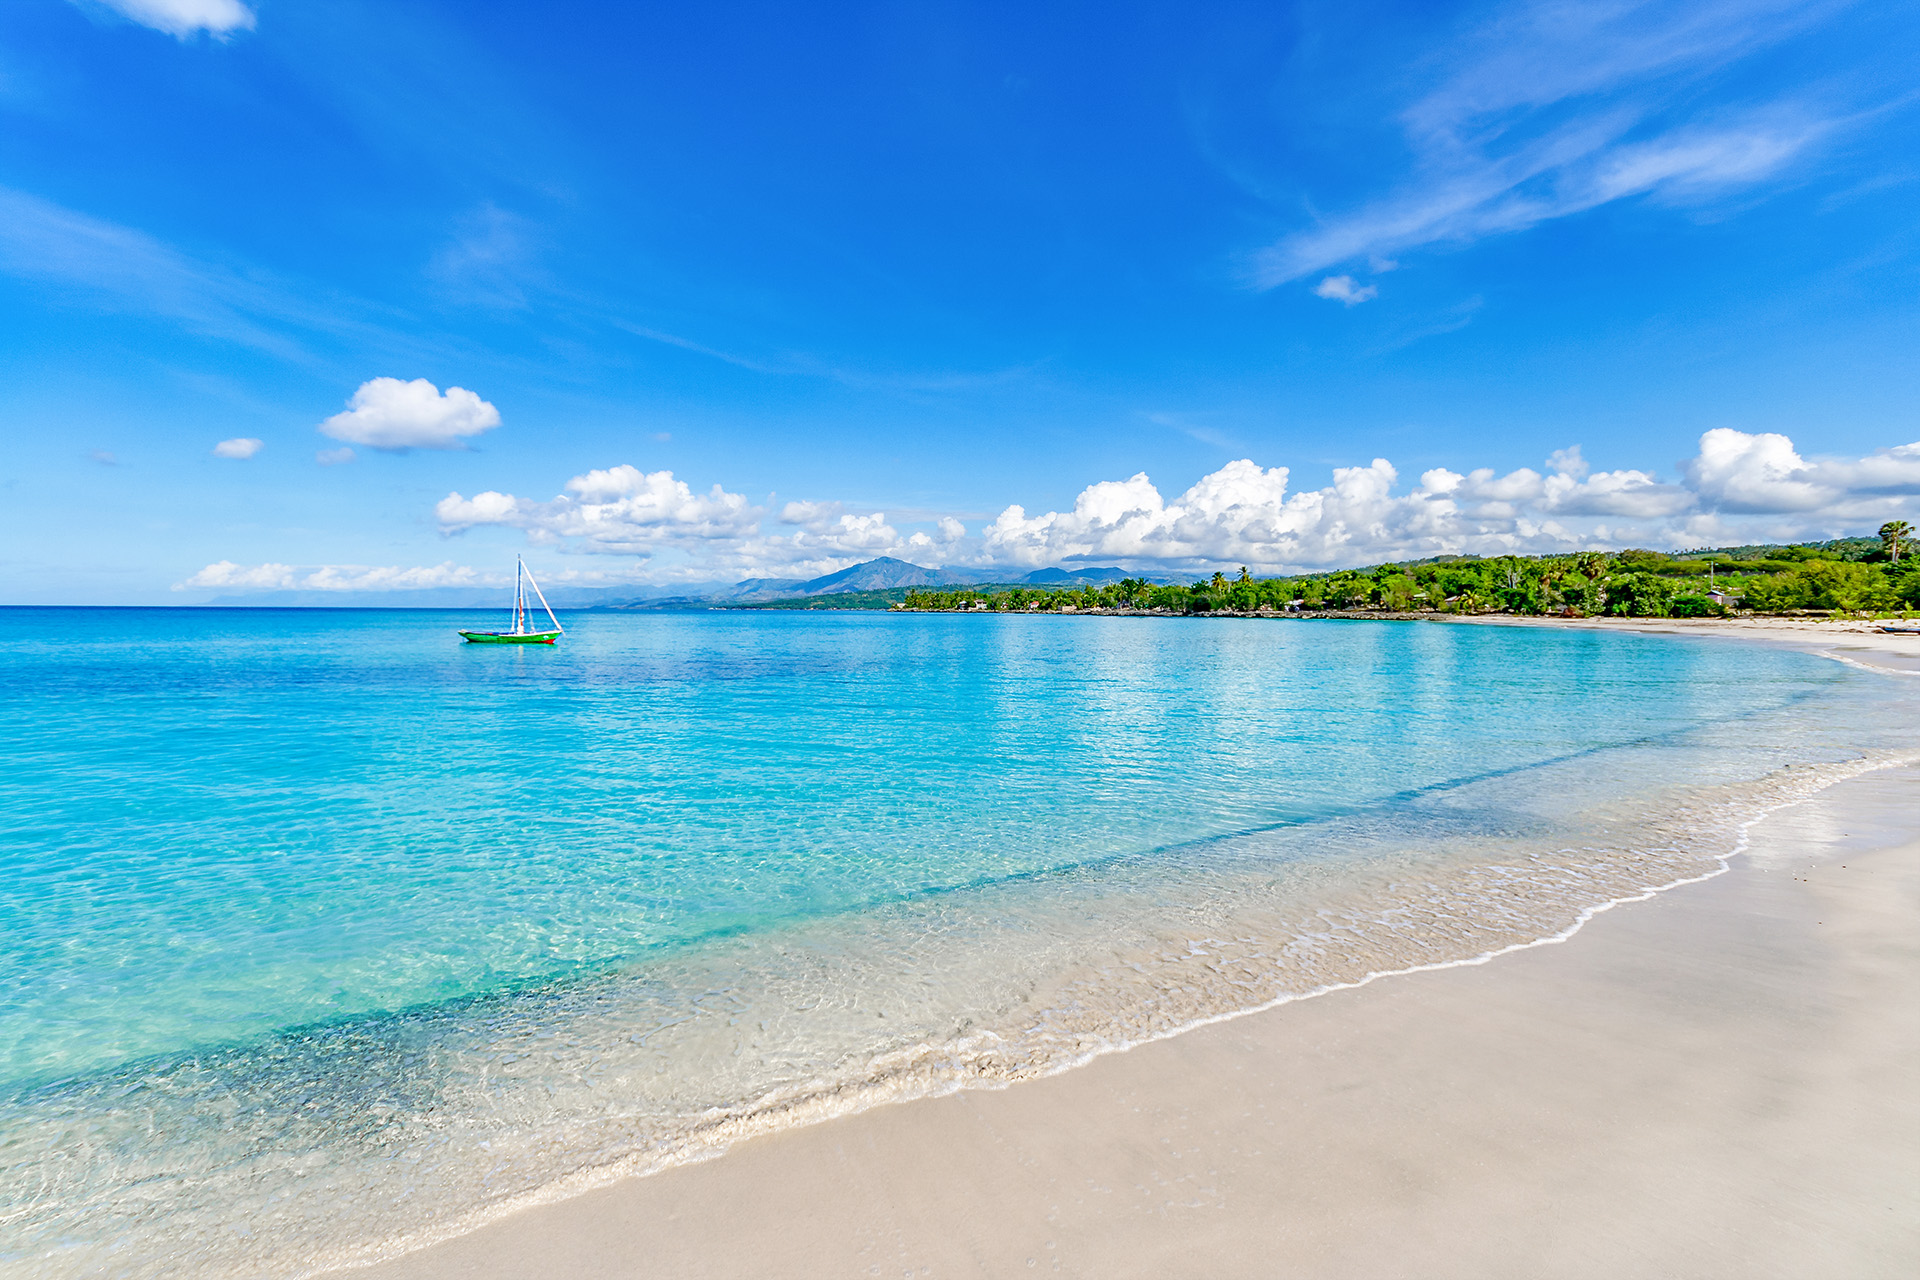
[319,378,501,452]
[1250,1,1847,287]
[82,1,255,39]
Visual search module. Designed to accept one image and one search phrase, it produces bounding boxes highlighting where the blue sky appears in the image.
[2,0,1917,601]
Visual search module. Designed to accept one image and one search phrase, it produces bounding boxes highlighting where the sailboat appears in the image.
[459,557,564,644]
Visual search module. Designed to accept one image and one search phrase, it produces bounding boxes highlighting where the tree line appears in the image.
[899,523,1920,619]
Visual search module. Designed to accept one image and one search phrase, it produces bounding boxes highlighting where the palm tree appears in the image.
[1573,551,1609,579]
[1881,520,1913,564]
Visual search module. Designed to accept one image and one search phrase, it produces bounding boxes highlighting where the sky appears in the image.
[2,0,1917,602]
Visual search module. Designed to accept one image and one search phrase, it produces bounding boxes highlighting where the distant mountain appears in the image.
[1018,566,1136,585]
[715,576,807,600]
[202,559,1178,610]
[203,583,719,610]
[793,556,975,594]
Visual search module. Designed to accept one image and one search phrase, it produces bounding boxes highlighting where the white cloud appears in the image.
[212,436,262,459]
[1251,1,1842,285]
[410,429,1918,585]
[435,465,969,583]
[175,561,486,592]
[1314,275,1378,305]
[0,186,295,356]
[319,378,501,452]
[426,203,541,310]
[778,500,904,553]
[86,1,255,39]
[980,430,1917,571]
[176,560,296,590]
[316,447,356,465]
[1682,427,1833,512]
[1682,428,1920,513]
[0,187,423,363]
[438,466,763,558]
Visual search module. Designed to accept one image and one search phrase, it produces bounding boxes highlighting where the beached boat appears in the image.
[459,557,564,644]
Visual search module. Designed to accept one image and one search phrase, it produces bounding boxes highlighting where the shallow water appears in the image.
[1,608,1915,1277]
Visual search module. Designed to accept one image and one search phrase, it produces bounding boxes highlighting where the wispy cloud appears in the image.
[612,321,785,375]
[425,203,547,310]
[80,1,255,40]
[1314,275,1378,305]
[0,186,418,364]
[1146,411,1239,451]
[175,560,487,592]
[0,186,302,355]
[610,318,1042,396]
[1253,0,1852,286]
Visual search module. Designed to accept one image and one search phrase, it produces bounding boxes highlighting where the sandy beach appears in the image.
[339,622,1920,1280]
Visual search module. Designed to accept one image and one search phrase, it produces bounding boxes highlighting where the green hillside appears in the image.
[895,527,1920,619]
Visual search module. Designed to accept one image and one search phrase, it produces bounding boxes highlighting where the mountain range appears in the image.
[205,559,1170,609]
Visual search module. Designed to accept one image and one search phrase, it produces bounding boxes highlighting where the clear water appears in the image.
[2,608,1915,1277]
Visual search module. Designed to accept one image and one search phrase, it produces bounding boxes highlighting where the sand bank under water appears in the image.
[345,721,1920,1273]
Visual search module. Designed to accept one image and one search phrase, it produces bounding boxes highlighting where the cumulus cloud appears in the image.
[319,378,501,452]
[176,560,485,592]
[433,465,976,582]
[1682,428,1920,513]
[212,436,262,459]
[404,429,1919,585]
[86,1,255,39]
[1314,275,1378,305]
[981,431,1917,571]
[438,466,763,557]
[982,458,1412,570]
[778,500,905,555]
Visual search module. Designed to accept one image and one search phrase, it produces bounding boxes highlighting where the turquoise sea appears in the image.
[3,607,1916,1277]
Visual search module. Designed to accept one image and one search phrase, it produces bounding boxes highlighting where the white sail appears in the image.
[519,557,564,633]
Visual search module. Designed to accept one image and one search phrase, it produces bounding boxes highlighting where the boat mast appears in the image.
[513,557,525,634]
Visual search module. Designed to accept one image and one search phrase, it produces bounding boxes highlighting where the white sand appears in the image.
[341,622,1920,1280]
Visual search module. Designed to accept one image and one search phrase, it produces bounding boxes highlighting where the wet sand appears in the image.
[346,738,1920,1273]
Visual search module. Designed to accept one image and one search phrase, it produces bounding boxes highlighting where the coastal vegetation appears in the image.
[894,525,1920,619]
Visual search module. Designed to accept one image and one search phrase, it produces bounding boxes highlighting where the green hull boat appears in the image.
[461,558,565,645]
[459,629,560,644]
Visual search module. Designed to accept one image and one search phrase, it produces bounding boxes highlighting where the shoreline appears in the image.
[345,760,1920,1280]
[1454,612,1920,676]
[332,626,1920,1279]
